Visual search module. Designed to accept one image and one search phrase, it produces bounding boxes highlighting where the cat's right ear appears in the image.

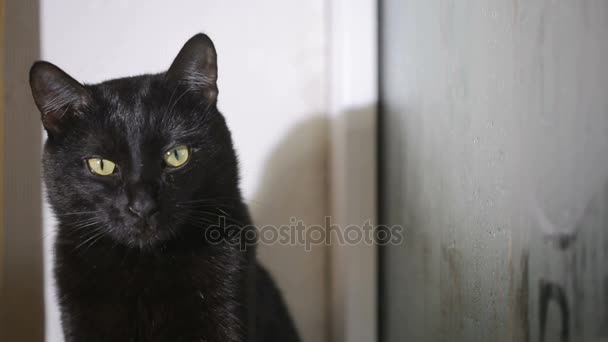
[29,61,91,135]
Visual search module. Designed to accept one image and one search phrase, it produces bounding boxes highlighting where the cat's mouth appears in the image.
[120,218,173,247]
[125,228,166,248]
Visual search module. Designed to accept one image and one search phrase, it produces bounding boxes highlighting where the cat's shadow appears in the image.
[248,115,330,342]
[248,105,377,342]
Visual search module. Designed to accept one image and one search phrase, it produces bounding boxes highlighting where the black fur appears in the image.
[29,34,300,342]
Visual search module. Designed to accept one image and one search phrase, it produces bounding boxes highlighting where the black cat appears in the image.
[29,33,300,342]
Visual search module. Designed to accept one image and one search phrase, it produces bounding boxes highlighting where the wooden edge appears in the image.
[0,0,5,288]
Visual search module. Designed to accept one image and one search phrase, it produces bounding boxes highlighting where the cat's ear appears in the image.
[166,33,218,104]
[29,61,91,135]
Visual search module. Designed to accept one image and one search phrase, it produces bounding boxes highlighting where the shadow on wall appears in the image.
[0,0,44,341]
[250,116,329,342]
[250,105,377,342]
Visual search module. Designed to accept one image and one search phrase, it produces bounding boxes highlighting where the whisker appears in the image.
[82,228,108,252]
[175,203,238,211]
[55,210,104,217]
[187,212,245,226]
[74,228,106,251]
[180,210,247,227]
[69,218,103,231]
[174,212,217,226]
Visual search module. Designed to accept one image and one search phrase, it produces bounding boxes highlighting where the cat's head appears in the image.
[30,34,241,248]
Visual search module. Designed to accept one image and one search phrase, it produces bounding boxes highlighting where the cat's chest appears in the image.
[59,252,218,340]
[63,279,213,342]
[91,256,209,293]
[56,245,219,300]
[55,241,248,341]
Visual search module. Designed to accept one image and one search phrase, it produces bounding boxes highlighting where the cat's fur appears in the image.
[29,34,300,342]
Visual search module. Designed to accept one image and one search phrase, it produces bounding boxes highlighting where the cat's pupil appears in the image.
[100,159,104,170]
[174,149,179,160]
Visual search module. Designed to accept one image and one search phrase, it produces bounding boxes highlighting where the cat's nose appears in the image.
[128,193,159,219]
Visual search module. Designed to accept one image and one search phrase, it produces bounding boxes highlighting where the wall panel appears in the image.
[380,1,608,341]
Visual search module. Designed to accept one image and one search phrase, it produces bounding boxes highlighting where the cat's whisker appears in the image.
[182,218,217,229]
[175,203,238,211]
[55,210,104,217]
[177,196,269,211]
[69,218,103,231]
[176,198,239,204]
[216,207,229,216]
[175,201,235,206]
[182,210,247,227]
[176,213,218,227]
[67,216,101,224]
[82,227,109,252]
[74,228,106,252]
[187,208,245,221]
[67,222,99,232]
[186,212,239,224]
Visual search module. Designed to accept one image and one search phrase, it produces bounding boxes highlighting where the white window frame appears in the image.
[327,0,378,341]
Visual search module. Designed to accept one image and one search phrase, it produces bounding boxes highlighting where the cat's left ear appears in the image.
[166,33,218,104]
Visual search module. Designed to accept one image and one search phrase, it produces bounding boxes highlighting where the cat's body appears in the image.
[55,230,289,342]
[30,34,300,342]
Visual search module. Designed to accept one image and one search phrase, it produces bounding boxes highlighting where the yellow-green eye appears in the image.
[164,145,190,167]
[87,158,116,176]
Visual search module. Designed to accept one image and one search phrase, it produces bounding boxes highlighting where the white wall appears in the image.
[40,1,329,341]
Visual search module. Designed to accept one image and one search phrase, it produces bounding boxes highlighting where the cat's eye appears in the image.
[164,145,190,168]
[87,158,117,176]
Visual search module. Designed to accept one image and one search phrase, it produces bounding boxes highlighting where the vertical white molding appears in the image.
[327,0,377,341]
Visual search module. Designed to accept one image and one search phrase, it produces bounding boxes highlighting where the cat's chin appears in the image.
[120,226,174,249]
